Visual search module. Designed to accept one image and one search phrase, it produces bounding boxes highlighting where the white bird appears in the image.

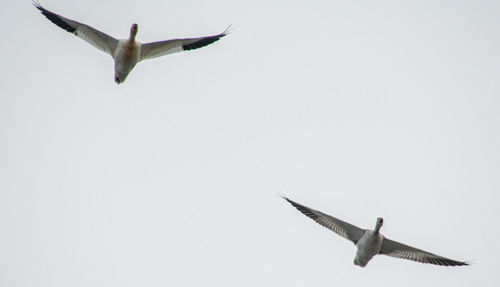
[33,2,229,84]
[283,197,468,267]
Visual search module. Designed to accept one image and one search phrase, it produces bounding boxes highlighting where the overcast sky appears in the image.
[1,0,499,286]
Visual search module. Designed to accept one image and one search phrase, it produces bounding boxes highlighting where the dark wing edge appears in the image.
[282,196,365,244]
[33,1,77,33]
[379,237,469,266]
[182,26,231,51]
[140,26,230,60]
[33,1,118,56]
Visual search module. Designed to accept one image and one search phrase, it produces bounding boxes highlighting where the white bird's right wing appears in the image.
[34,2,118,57]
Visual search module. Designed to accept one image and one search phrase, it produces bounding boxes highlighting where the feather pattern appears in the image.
[379,238,468,266]
[283,197,365,244]
[140,29,229,61]
[33,1,118,56]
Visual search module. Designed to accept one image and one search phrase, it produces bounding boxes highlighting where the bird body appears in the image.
[113,35,141,83]
[354,230,383,267]
[34,2,228,83]
[283,197,468,267]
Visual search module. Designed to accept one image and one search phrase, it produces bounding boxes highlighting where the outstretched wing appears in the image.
[379,237,468,266]
[34,2,118,56]
[139,27,229,61]
[283,197,365,244]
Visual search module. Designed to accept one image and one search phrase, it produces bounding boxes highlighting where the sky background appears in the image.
[1,0,499,286]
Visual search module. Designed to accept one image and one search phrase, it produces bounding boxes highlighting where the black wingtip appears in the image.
[434,258,469,267]
[434,255,471,266]
[281,196,300,210]
[34,1,77,34]
[417,255,470,267]
[282,197,317,216]
[453,260,470,266]
[280,195,294,204]
[464,259,474,266]
[181,27,231,51]
[222,25,233,36]
[32,0,45,12]
[32,0,42,11]
[182,33,226,51]
[276,192,287,200]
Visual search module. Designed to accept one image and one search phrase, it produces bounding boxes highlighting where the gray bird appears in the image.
[283,197,468,267]
[33,1,229,83]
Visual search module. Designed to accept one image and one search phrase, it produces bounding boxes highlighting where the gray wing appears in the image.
[139,28,229,61]
[34,2,118,57]
[283,197,365,244]
[379,237,468,266]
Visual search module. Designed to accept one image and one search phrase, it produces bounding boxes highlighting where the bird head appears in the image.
[130,23,138,39]
[374,217,384,233]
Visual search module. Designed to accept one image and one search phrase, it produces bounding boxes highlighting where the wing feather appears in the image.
[140,30,228,61]
[34,2,118,56]
[283,197,365,244]
[379,237,468,266]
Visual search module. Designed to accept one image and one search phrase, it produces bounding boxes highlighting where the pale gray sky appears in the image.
[1,0,499,286]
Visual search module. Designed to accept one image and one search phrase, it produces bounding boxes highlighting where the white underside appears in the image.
[354,231,383,267]
[112,40,141,82]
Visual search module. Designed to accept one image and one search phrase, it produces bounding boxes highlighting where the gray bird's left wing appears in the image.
[379,237,468,266]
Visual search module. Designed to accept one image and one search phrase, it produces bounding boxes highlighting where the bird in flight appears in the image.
[282,197,468,267]
[33,2,229,84]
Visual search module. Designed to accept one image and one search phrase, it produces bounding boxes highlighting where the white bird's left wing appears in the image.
[139,28,229,61]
